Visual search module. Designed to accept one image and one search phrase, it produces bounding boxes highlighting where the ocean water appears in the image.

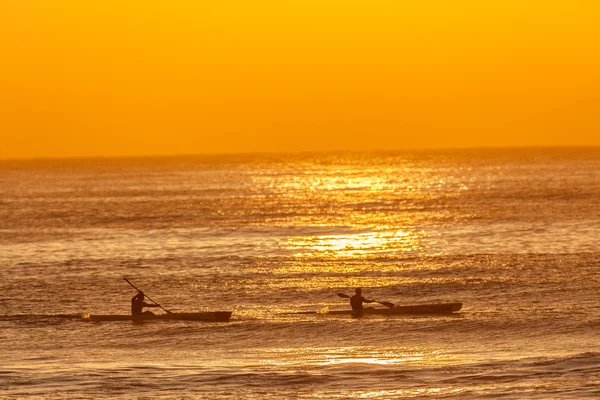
[1,148,599,399]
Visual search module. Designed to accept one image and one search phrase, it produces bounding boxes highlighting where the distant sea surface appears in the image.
[1,148,599,399]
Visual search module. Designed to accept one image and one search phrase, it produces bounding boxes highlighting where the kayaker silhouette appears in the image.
[131,291,160,315]
[350,288,375,316]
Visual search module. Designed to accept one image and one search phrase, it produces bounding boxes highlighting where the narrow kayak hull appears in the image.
[328,303,462,315]
[291,303,462,316]
[83,311,232,322]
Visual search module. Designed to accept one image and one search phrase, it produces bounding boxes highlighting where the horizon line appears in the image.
[1,144,599,163]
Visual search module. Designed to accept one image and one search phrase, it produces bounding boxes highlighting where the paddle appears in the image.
[336,292,395,308]
[123,277,173,314]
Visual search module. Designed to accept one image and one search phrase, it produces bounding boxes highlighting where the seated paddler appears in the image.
[131,291,160,315]
[350,288,375,315]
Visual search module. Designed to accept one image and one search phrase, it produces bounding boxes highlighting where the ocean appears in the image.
[1,148,599,399]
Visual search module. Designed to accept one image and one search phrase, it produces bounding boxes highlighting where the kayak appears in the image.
[334,302,462,315]
[82,311,232,322]
[295,303,462,316]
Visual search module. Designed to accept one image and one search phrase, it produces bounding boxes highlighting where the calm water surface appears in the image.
[1,148,599,399]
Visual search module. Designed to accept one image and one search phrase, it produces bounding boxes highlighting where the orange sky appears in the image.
[1,1,599,159]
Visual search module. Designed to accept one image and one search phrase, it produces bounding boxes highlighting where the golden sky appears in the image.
[1,1,599,159]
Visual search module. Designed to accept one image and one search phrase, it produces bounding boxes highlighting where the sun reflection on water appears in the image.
[286,229,423,257]
[303,387,466,398]
[258,346,455,367]
[255,347,463,399]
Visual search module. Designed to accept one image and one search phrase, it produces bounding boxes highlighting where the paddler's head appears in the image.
[355,288,362,295]
[138,291,144,300]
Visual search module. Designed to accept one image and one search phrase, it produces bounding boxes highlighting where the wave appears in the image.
[2,352,599,399]
[0,313,83,321]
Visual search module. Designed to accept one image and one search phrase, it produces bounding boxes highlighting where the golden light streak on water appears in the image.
[273,174,396,193]
[258,347,456,367]
[304,387,466,398]
[286,230,423,258]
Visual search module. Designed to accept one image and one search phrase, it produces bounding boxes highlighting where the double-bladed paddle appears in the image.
[336,292,394,308]
[123,277,173,314]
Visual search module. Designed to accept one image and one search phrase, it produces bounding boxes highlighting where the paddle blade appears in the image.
[337,293,351,299]
[379,301,395,308]
[317,306,330,314]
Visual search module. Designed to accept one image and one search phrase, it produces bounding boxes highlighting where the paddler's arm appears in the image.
[363,297,375,304]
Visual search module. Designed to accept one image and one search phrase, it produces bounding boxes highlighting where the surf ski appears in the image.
[82,311,232,322]
[294,302,462,316]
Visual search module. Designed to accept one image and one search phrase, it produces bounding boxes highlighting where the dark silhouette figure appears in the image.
[350,288,375,316]
[131,291,160,315]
